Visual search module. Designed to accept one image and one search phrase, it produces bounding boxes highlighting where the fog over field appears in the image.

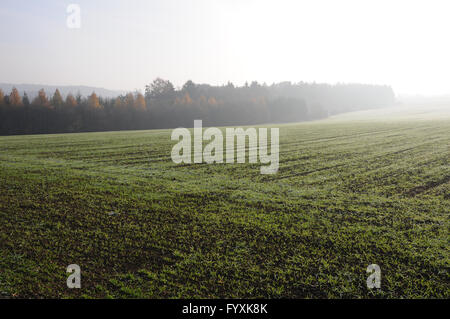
[327,101,450,122]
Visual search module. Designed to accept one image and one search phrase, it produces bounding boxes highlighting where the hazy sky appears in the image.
[1,0,450,95]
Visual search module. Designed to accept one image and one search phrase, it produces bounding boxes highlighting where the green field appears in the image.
[0,106,449,298]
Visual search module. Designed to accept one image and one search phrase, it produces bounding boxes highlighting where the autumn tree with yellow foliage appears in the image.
[65,94,77,107]
[88,92,101,109]
[32,89,50,107]
[9,87,23,107]
[134,93,146,111]
[0,89,5,105]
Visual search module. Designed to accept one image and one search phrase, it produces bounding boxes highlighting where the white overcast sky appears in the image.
[1,0,449,95]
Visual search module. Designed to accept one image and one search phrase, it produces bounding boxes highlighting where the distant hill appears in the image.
[0,83,125,99]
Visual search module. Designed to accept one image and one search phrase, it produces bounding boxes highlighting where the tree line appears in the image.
[0,79,396,135]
